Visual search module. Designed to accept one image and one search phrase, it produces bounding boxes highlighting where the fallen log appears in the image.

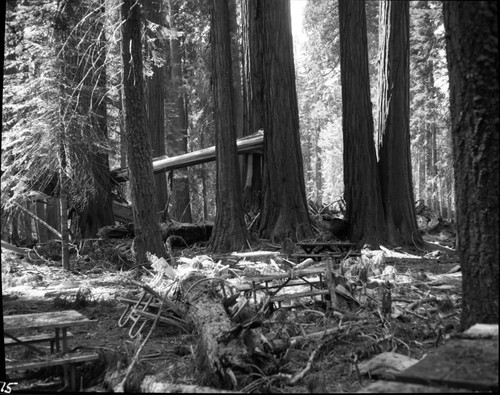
[177,271,261,389]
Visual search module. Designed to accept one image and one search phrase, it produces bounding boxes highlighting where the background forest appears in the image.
[1,1,497,392]
[1,0,453,247]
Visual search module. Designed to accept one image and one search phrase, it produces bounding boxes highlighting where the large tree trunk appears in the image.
[241,0,264,214]
[443,1,499,330]
[229,0,243,139]
[258,0,312,243]
[167,0,193,223]
[208,0,248,252]
[376,0,423,248]
[339,0,386,246]
[144,0,169,218]
[121,0,168,264]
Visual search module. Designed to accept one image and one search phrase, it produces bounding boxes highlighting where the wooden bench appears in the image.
[4,332,74,353]
[6,352,99,390]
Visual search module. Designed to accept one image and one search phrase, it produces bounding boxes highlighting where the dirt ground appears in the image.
[2,240,462,393]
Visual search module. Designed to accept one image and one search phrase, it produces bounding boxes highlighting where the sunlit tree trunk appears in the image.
[339,0,386,246]
[208,0,248,252]
[443,0,499,330]
[377,0,423,247]
[121,0,168,264]
[259,0,312,242]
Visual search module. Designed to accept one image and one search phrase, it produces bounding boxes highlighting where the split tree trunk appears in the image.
[339,0,386,246]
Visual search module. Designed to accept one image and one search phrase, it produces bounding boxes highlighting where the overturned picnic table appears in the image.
[4,310,98,391]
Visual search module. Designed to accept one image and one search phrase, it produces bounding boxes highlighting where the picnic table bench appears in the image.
[4,310,98,391]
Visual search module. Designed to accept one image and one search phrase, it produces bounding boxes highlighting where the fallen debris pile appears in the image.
[109,246,462,392]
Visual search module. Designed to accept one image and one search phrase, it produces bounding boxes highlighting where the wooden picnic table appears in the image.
[4,310,96,354]
[4,310,98,391]
[296,241,357,255]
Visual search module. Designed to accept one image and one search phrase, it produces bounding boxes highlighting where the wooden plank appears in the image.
[234,279,323,293]
[4,310,97,334]
[358,380,468,393]
[4,332,73,346]
[6,352,99,372]
[396,338,498,391]
[111,132,263,182]
[243,267,325,282]
[271,290,329,303]
[231,251,281,258]
[112,202,133,223]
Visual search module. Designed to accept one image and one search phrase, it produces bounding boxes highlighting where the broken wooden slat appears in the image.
[6,352,99,372]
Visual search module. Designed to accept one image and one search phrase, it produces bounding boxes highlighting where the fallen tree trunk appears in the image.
[177,272,260,389]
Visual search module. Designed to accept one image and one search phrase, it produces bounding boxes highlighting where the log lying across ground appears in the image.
[177,271,259,389]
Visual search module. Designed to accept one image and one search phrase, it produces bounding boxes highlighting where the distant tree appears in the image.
[410,1,453,218]
[377,0,423,247]
[121,0,168,263]
[143,0,169,219]
[443,1,498,329]
[167,0,193,223]
[259,0,312,242]
[208,0,248,252]
[339,0,386,246]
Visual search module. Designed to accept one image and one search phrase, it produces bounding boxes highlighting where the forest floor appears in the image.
[2,236,461,393]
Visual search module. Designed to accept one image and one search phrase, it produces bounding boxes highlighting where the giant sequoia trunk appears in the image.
[376,0,423,248]
[258,0,312,243]
[208,0,248,252]
[443,1,499,329]
[339,0,386,246]
[241,0,264,214]
[144,0,169,217]
[121,0,168,264]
